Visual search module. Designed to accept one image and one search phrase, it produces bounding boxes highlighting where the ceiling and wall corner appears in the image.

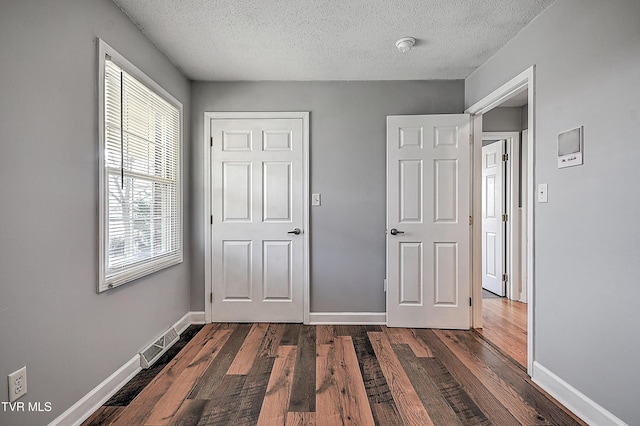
[111,0,555,81]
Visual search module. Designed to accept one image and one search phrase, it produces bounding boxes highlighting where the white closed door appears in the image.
[211,117,305,322]
[386,114,471,329]
[481,141,505,296]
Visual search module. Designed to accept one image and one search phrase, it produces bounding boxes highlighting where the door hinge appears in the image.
[502,153,509,161]
[469,216,473,225]
[469,297,472,306]
[469,134,473,144]
[502,214,508,222]
[210,292,213,303]
[210,215,213,224]
[502,274,508,282]
[210,136,213,147]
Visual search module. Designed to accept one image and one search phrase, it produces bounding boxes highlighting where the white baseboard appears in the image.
[532,361,627,426]
[47,354,140,426]
[308,312,386,325]
[189,311,206,325]
[174,311,192,334]
[48,311,203,426]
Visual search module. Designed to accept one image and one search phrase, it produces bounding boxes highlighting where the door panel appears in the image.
[482,141,505,296]
[399,242,423,305]
[434,159,458,222]
[400,160,423,222]
[434,242,458,305]
[223,240,252,300]
[212,118,304,322]
[222,162,252,222]
[387,114,471,329]
[263,241,292,300]
[263,162,292,222]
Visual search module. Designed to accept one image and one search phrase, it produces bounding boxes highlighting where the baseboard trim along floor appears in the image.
[308,312,386,325]
[532,361,627,426]
[48,311,205,426]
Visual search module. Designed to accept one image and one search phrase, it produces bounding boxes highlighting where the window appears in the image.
[98,39,182,292]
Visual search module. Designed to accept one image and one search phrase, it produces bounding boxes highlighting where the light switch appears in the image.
[537,184,548,203]
[312,193,321,206]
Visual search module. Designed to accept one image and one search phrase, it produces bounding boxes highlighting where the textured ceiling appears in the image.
[111,0,554,81]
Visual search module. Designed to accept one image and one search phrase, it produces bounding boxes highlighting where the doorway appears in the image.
[467,67,535,374]
[480,131,527,367]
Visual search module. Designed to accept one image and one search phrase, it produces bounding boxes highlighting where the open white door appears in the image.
[210,115,307,322]
[481,140,506,296]
[386,114,471,329]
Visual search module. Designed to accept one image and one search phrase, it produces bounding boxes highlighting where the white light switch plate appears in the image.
[537,183,548,203]
[311,193,321,206]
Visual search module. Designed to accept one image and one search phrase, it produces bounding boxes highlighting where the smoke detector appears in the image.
[396,37,416,53]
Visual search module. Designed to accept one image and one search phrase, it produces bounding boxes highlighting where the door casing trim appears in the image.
[466,66,535,375]
[203,111,310,324]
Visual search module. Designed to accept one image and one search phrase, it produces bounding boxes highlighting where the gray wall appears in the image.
[0,1,191,425]
[466,0,640,423]
[482,107,522,132]
[190,81,464,312]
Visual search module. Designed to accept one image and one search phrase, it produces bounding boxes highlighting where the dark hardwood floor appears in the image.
[83,323,583,425]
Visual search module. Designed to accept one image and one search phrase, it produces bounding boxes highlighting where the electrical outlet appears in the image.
[537,183,548,203]
[8,366,27,402]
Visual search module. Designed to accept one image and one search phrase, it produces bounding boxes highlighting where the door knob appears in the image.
[389,228,405,235]
[287,228,302,235]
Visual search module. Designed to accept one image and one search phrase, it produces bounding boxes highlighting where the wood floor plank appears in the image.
[106,324,224,426]
[434,329,555,425]
[316,337,375,425]
[258,323,286,358]
[167,400,208,426]
[288,325,316,412]
[286,412,316,425]
[444,330,586,425]
[227,323,269,375]
[227,351,276,425]
[197,375,247,425]
[257,345,297,425]
[280,323,302,345]
[392,344,467,426]
[333,336,376,425]
[399,328,434,357]
[367,331,434,426]
[349,326,402,426]
[316,344,343,425]
[383,327,433,357]
[416,329,521,425]
[144,329,233,425]
[422,356,493,425]
[383,327,406,345]
[188,323,252,399]
[315,325,335,345]
[82,406,124,426]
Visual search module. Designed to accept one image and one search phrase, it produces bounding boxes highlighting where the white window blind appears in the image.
[99,40,182,292]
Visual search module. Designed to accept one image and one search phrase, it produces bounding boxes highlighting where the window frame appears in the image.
[98,38,183,293]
